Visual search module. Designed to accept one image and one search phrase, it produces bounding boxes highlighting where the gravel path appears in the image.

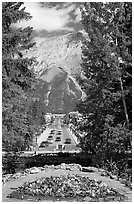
[2,168,132,202]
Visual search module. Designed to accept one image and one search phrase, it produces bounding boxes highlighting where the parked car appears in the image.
[47,137,53,143]
[48,135,53,139]
[50,129,55,133]
[50,132,55,135]
[57,131,62,135]
[55,137,61,142]
[48,140,53,144]
[39,141,49,147]
[64,138,71,144]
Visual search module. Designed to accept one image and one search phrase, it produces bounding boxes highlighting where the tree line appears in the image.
[75,2,132,168]
[2,2,132,163]
[2,2,45,152]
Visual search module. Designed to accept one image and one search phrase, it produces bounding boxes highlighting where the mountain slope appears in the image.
[27,31,85,113]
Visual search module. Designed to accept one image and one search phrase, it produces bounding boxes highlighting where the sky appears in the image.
[15,2,83,38]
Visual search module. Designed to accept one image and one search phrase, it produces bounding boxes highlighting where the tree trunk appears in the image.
[115,37,129,127]
[119,76,129,127]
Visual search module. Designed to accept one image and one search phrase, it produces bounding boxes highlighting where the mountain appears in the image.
[26,31,85,113]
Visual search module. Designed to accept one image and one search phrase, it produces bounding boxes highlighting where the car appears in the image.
[48,135,53,139]
[47,137,53,143]
[39,144,45,148]
[57,131,62,135]
[56,136,61,139]
[50,131,55,135]
[39,141,49,147]
[47,137,53,140]
[49,131,54,135]
[64,138,71,144]
[48,139,53,144]
[55,137,61,142]
[41,141,49,144]
[50,129,55,133]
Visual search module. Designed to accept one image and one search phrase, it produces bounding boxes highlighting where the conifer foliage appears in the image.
[2,2,37,152]
[77,2,132,160]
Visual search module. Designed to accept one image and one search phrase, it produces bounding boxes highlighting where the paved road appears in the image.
[37,117,78,152]
[2,118,80,157]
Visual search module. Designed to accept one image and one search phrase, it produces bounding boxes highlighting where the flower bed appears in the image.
[8,174,126,202]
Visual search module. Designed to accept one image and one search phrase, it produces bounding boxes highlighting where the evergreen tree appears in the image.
[2,2,37,152]
[28,99,46,126]
[77,2,132,159]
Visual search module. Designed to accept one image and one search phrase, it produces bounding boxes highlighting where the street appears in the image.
[37,117,79,153]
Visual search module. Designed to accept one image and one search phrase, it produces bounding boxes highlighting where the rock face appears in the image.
[26,31,85,113]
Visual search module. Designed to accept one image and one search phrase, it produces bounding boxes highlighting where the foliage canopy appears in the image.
[2,2,45,152]
[76,2,132,160]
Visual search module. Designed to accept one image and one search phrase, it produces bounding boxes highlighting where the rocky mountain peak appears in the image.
[27,31,85,113]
